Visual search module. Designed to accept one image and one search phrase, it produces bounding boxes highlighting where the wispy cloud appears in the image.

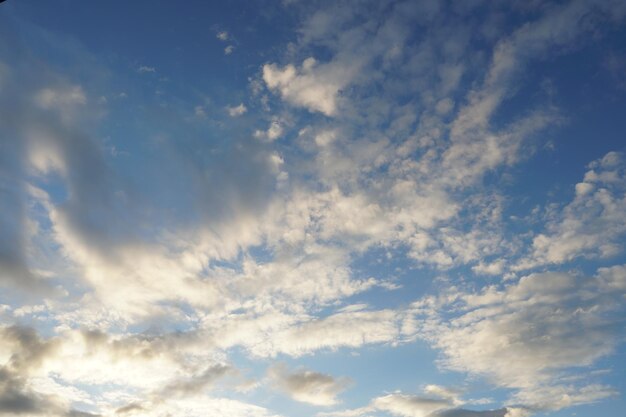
[137,65,156,73]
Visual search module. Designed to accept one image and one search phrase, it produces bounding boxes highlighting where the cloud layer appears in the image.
[1,1,626,417]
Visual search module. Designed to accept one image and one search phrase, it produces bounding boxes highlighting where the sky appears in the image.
[0,0,626,416]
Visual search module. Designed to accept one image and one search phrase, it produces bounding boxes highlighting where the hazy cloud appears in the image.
[137,66,156,74]
[227,103,247,117]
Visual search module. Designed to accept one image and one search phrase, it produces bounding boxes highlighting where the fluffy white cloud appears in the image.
[263,58,352,116]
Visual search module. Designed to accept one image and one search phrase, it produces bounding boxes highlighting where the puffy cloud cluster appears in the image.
[263,57,359,117]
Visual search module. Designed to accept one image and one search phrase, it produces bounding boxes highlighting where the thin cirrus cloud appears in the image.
[1,1,626,417]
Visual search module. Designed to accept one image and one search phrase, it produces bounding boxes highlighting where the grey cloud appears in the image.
[0,133,39,289]
[1,326,59,373]
[159,364,232,397]
[114,403,144,415]
[67,412,100,417]
[371,392,452,417]
[3,325,230,416]
[435,408,508,417]
[0,368,49,415]
[111,364,233,415]
[0,15,132,290]
[326,390,508,417]
[0,38,40,289]
[0,369,97,417]
[269,364,350,406]
[0,326,97,417]
[78,328,205,365]
[0,12,283,321]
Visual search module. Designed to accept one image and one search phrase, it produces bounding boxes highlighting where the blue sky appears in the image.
[1,1,626,417]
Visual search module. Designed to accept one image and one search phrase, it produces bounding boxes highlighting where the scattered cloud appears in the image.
[137,66,156,74]
[227,103,247,117]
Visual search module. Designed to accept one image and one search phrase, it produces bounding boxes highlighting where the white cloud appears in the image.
[416,267,626,411]
[250,307,399,357]
[510,384,617,413]
[517,151,626,269]
[263,58,352,116]
[254,118,284,141]
[217,31,229,41]
[227,103,247,117]
[225,45,235,55]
